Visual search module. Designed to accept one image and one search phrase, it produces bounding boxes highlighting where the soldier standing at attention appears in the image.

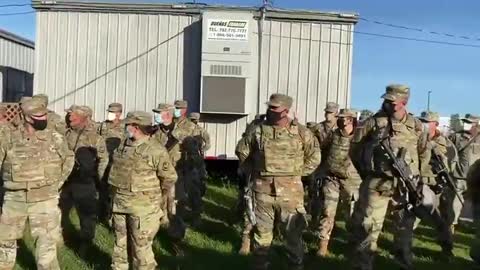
[61,105,108,253]
[32,94,64,133]
[0,99,74,269]
[236,93,321,270]
[446,114,480,235]
[109,111,177,270]
[315,108,362,257]
[350,84,424,270]
[188,112,210,195]
[97,102,125,223]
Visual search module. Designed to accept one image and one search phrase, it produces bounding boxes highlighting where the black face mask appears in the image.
[31,119,48,131]
[65,113,71,127]
[382,102,395,116]
[266,109,285,123]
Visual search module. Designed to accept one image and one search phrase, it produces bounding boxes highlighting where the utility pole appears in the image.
[427,90,432,111]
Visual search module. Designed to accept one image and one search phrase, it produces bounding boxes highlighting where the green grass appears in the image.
[13,179,478,269]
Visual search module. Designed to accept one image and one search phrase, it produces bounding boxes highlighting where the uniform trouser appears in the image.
[350,176,452,270]
[60,182,98,241]
[316,176,360,242]
[111,208,162,270]
[440,179,467,228]
[470,193,480,263]
[0,198,61,270]
[253,191,306,269]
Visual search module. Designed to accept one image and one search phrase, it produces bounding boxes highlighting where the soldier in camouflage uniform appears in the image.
[109,111,177,270]
[32,94,64,133]
[236,94,321,270]
[97,103,125,223]
[309,102,339,224]
[60,105,108,251]
[359,109,374,123]
[0,98,74,269]
[189,112,210,195]
[445,114,480,235]
[315,108,362,257]
[349,85,427,270]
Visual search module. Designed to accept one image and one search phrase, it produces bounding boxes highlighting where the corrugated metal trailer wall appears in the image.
[0,30,35,102]
[33,1,356,159]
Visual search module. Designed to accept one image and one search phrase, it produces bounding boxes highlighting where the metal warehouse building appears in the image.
[32,0,357,159]
[0,29,34,102]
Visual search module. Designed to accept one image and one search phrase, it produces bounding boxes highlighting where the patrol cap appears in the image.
[107,102,123,113]
[65,105,93,118]
[189,112,200,121]
[153,103,174,113]
[32,94,49,106]
[21,98,48,116]
[462,113,480,123]
[381,84,410,101]
[324,102,339,113]
[419,111,440,123]
[265,93,293,109]
[338,108,357,118]
[174,100,188,109]
[125,111,152,126]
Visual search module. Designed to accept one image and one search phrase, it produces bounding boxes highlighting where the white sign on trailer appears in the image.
[207,19,249,41]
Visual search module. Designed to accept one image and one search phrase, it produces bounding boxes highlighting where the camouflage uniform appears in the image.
[309,102,338,224]
[445,114,480,233]
[60,105,108,244]
[109,111,177,270]
[316,109,361,256]
[189,112,210,192]
[97,103,125,222]
[32,94,64,133]
[236,94,321,269]
[153,103,203,227]
[414,111,453,254]
[0,99,74,269]
[350,85,425,270]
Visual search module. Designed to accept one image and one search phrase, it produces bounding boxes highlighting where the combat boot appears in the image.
[316,240,329,257]
[239,234,251,255]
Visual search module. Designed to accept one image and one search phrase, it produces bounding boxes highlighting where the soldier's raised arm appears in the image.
[52,131,75,187]
[301,127,321,176]
[96,136,109,179]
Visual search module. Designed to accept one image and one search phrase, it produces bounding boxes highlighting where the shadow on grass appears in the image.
[16,238,36,270]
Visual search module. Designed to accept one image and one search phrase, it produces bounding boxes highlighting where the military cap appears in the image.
[381,84,410,101]
[107,102,123,113]
[21,98,48,116]
[324,102,339,113]
[266,93,293,109]
[32,94,49,106]
[174,100,188,109]
[419,111,440,123]
[19,96,32,104]
[153,103,174,113]
[189,112,200,120]
[462,113,480,123]
[65,105,93,117]
[125,111,152,126]
[338,108,357,118]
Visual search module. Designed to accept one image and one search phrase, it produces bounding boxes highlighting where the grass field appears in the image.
[13,178,478,270]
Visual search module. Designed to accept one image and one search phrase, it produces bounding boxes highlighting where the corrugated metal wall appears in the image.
[34,10,354,159]
[0,37,34,73]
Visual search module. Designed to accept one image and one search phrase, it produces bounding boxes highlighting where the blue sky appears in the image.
[2,0,480,116]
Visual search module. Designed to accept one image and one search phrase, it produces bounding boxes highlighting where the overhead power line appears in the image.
[0,3,30,8]
[0,11,34,16]
[359,17,480,42]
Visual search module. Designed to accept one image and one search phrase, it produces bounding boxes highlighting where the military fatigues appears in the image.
[61,113,108,243]
[316,118,361,254]
[109,112,177,269]
[189,112,210,193]
[236,94,321,269]
[446,122,480,232]
[0,99,75,269]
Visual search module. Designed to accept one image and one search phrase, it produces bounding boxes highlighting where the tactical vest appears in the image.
[326,130,358,179]
[253,123,305,176]
[368,115,420,176]
[3,129,63,190]
[453,132,480,179]
[109,139,161,192]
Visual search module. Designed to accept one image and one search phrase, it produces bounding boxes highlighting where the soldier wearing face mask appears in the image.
[446,114,480,235]
[97,103,125,223]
